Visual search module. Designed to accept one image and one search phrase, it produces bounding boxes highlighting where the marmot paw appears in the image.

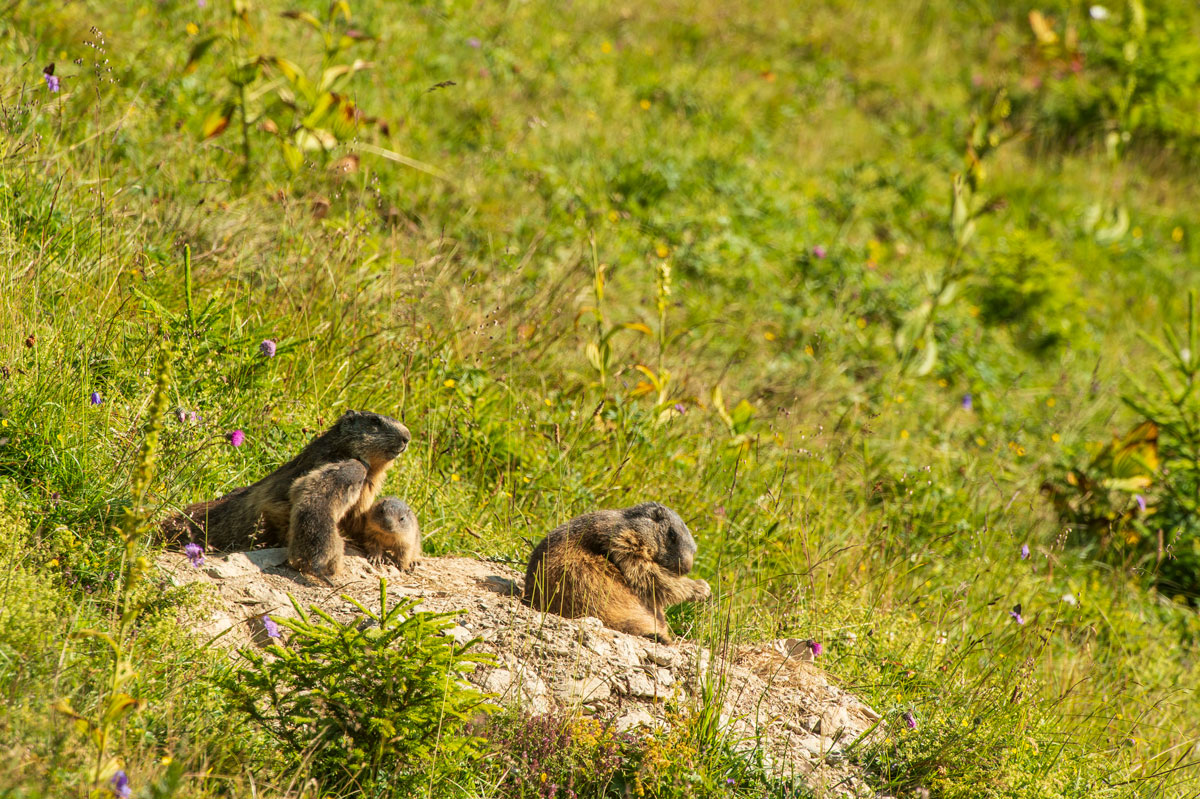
[691,579,712,601]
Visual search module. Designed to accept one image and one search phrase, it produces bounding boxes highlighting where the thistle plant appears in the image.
[54,346,172,795]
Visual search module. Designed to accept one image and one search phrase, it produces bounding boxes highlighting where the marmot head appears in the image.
[368,497,419,536]
[329,410,411,466]
[622,501,697,575]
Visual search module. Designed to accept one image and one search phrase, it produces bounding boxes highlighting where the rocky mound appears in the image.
[158,549,881,797]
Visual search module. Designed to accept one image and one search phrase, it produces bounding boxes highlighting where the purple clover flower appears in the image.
[44,73,60,92]
[674,402,686,415]
[227,429,245,447]
[1020,543,1030,560]
[184,542,205,567]
[812,245,827,259]
[903,710,917,730]
[961,393,973,411]
[1135,494,1147,512]
[90,391,103,406]
[262,615,280,639]
[259,339,277,358]
[807,639,823,657]
[1009,607,1025,625]
[467,37,482,48]
[109,770,131,798]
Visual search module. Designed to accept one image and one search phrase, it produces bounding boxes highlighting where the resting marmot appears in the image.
[161,410,411,577]
[523,502,711,642]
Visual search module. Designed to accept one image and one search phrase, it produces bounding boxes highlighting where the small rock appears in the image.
[797,736,825,758]
[447,625,474,646]
[558,676,611,703]
[482,669,516,697]
[622,670,661,699]
[655,668,674,687]
[816,707,851,737]
[615,708,656,731]
[203,553,256,580]
[644,645,677,668]
[611,637,641,667]
[518,670,549,698]
[243,548,289,571]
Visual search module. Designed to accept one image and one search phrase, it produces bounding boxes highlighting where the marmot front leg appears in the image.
[287,460,369,578]
[617,557,712,607]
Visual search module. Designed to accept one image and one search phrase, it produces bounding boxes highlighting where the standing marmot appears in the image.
[359,496,421,571]
[161,410,411,578]
[523,502,711,642]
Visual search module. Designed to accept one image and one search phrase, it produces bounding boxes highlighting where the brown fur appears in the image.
[359,497,421,571]
[161,410,410,578]
[523,502,710,642]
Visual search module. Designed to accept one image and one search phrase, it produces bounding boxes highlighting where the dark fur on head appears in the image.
[294,410,411,471]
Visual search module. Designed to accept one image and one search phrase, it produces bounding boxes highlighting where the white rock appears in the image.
[615,708,656,731]
[482,669,516,697]
[577,616,605,632]
[611,637,641,667]
[644,644,677,667]
[622,670,661,699]
[203,553,256,579]
[558,676,611,703]
[447,625,474,646]
[816,707,851,737]
[244,548,288,570]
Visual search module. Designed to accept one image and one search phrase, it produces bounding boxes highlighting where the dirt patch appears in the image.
[158,548,880,797]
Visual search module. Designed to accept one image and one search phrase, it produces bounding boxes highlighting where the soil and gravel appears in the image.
[158,547,883,796]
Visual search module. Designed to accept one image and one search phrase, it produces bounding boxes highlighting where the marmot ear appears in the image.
[650,503,667,522]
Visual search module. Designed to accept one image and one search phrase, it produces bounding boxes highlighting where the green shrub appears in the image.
[216,580,495,797]
[1045,292,1200,600]
[970,229,1079,355]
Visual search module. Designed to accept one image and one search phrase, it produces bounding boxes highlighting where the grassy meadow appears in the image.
[2,0,1200,796]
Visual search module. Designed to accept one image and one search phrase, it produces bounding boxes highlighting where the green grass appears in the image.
[2,0,1199,796]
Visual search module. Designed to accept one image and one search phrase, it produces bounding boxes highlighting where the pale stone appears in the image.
[558,676,611,703]
[244,548,289,570]
[482,669,516,697]
[203,553,256,579]
[615,708,656,731]
[623,670,661,699]
[447,625,474,646]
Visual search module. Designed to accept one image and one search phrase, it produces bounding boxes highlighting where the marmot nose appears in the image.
[394,425,412,453]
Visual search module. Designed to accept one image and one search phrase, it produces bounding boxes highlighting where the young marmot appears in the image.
[359,496,421,571]
[523,502,711,642]
[161,410,411,578]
